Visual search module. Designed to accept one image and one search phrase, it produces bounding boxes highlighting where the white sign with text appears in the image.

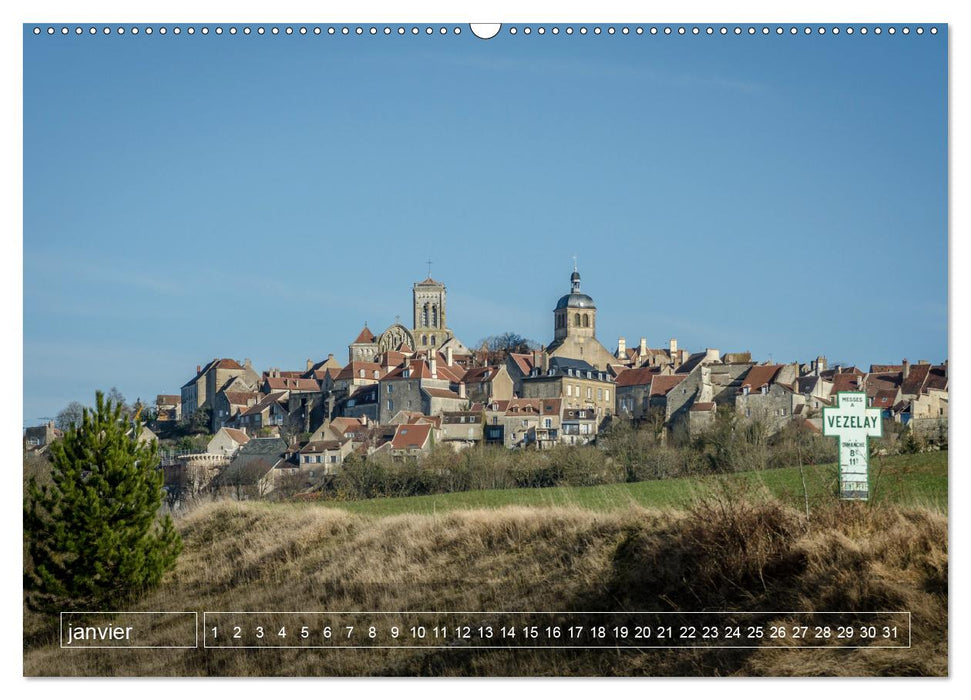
[822,391,882,500]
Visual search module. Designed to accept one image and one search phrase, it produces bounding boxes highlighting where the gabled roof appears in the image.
[615,367,660,388]
[382,359,462,382]
[925,365,948,391]
[901,364,931,395]
[740,365,783,393]
[390,423,432,450]
[507,353,535,376]
[223,391,259,406]
[156,394,181,405]
[870,364,903,373]
[505,398,561,416]
[795,376,819,395]
[222,427,250,445]
[675,352,710,374]
[352,325,377,344]
[690,402,716,412]
[830,371,863,395]
[336,361,384,382]
[462,366,501,384]
[299,439,346,453]
[265,377,320,392]
[649,374,687,397]
[872,389,898,409]
[242,391,287,416]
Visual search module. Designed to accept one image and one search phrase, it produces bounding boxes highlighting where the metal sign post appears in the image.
[822,391,883,500]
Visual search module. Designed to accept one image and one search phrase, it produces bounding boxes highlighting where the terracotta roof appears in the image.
[463,366,500,384]
[263,370,304,380]
[224,391,259,406]
[337,361,384,382]
[925,366,948,392]
[300,440,345,453]
[830,371,863,395]
[213,358,244,370]
[242,391,287,416]
[870,364,903,373]
[265,377,320,392]
[865,372,901,397]
[222,427,251,445]
[383,359,461,382]
[486,400,510,412]
[872,389,898,409]
[740,365,783,393]
[690,402,716,412]
[649,374,687,397]
[505,398,561,416]
[508,353,535,375]
[901,364,931,395]
[353,325,376,344]
[390,423,432,450]
[615,367,660,388]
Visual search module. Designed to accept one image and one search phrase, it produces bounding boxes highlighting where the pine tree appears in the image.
[24,391,182,612]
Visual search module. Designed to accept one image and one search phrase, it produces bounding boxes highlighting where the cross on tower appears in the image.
[822,391,883,500]
[426,259,433,278]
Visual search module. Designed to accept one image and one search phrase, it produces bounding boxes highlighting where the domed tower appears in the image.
[554,268,597,342]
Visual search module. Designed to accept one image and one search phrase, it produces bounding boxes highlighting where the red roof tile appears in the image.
[222,428,251,445]
[649,374,686,397]
[353,325,376,344]
[390,423,432,450]
[265,377,320,392]
[615,367,660,388]
[740,365,782,393]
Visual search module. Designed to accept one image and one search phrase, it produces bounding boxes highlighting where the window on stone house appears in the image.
[316,455,322,463]
[431,335,436,345]
[566,385,572,396]
[575,313,580,326]
[605,389,610,402]
[388,399,393,412]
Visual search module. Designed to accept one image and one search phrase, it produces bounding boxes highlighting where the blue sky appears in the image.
[23,24,947,423]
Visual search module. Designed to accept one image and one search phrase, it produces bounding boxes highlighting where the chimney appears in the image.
[639,338,648,356]
[327,353,334,361]
[196,365,201,374]
[617,337,626,359]
[430,356,438,378]
[458,381,466,399]
[903,358,910,379]
[307,358,313,371]
[361,414,368,426]
[244,358,251,369]
[669,338,678,355]
[446,346,454,366]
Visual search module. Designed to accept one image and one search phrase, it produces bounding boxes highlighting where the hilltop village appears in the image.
[25,269,949,498]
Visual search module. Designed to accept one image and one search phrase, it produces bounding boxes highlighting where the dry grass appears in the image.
[24,488,947,677]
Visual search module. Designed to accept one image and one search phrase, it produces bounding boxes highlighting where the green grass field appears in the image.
[303,450,947,518]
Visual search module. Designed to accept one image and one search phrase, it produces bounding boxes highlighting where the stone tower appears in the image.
[553,268,597,342]
[412,277,448,352]
[546,266,616,370]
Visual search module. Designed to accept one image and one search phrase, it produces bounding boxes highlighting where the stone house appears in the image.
[181,358,259,419]
[207,426,251,458]
[376,358,466,423]
[734,364,797,432]
[560,407,596,445]
[211,436,286,499]
[237,391,288,434]
[379,423,433,461]
[154,394,182,423]
[339,384,380,422]
[296,438,353,473]
[440,410,484,450]
[615,367,661,420]
[212,390,260,432]
[24,421,62,452]
[462,365,514,403]
[505,352,535,397]
[502,398,562,448]
[520,357,614,427]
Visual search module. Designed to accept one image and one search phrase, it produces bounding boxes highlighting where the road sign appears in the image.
[822,391,883,500]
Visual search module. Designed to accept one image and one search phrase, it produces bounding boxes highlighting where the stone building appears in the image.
[545,268,617,371]
[181,358,259,419]
[346,275,469,363]
[520,356,614,426]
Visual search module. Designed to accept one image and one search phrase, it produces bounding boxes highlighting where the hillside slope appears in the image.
[24,490,947,677]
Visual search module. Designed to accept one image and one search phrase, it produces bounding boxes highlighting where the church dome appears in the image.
[555,292,596,310]
[556,267,596,309]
